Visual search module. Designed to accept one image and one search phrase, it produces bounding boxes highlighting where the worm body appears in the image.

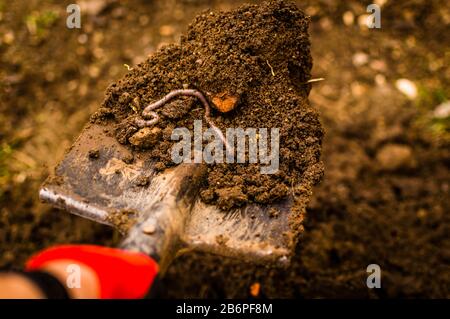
[135,89,230,150]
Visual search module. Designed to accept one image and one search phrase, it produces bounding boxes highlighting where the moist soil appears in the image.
[1,0,449,298]
[93,0,324,216]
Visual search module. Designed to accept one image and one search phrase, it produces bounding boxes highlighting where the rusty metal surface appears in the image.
[184,198,292,265]
[40,123,294,267]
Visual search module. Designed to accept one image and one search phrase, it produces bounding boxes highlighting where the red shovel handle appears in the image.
[26,244,159,299]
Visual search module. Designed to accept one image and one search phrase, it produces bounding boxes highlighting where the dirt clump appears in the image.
[129,127,162,148]
[93,0,323,211]
[106,210,137,234]
[88,149,100,160]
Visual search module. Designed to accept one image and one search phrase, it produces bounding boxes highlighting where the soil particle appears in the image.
[88,149,100,160]
[215,186,248,210]
[90,107,116,125]
[129,127,162,148]
[95,0,323,213]
[215,234,229,245]
[134,175,149,187]
[160,97,195,119]
[211,92,240,113]
[45,174,64,186]
[249,282,261,297]
[106,210,137,234]
[122,153,134,164]
[268,207,280,218]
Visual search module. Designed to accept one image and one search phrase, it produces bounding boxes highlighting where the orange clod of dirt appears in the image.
[211,92,239,113]
[250,282,261,297]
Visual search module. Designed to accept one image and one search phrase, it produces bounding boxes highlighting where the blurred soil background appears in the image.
[0,0,449,297]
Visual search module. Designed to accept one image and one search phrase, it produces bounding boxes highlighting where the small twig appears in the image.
[266,60,275,77]
[306,78,324,83]
[135,89,230,150]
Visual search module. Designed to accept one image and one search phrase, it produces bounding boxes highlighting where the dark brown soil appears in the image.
[1,0,449,298]
[93,0,323,211]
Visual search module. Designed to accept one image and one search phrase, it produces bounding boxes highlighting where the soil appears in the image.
[93,0,324,211]
[1,0,449,298]
[106,210,136,234]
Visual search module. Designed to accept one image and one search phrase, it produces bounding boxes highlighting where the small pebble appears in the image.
[143,224,156,234]
[250,283,261,297]
[3,31,15,45]
[395,79,417,100]
[159,25,175,37]
[352,52,369,66]
[211,92,239,113]
[433,101,450,119]
[342,11,354,26]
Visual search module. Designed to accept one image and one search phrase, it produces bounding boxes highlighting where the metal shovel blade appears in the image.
[39,123,294,269]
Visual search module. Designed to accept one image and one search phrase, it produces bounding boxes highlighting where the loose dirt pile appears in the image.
[92,0,323,211]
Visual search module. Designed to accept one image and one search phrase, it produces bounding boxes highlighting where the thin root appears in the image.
[266,60,275,77]
[305,78,324,84]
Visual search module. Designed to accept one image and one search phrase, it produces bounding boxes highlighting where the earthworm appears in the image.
[135,89,230,150]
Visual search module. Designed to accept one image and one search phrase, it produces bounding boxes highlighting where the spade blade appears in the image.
[40,122,295,267]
